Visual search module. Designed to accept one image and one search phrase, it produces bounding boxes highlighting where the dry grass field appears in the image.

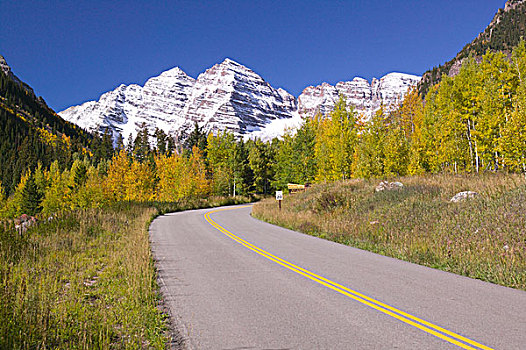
[0,195,255,349]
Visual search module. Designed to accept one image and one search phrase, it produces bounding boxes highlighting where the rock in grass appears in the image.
[450,191,478,202]
[375,181,404,192]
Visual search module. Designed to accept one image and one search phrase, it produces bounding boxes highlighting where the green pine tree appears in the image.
[20,175,43,216]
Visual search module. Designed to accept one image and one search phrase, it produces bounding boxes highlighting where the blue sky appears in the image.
[1,0,505,111]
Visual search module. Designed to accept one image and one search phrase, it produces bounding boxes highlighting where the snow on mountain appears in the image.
[60,67,195,142]
[298,73,421,121]
[59,59,420,143]
[182,58,297,135]
[297,82,340,117]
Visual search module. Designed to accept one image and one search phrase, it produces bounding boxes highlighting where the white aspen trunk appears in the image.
[466,119,475,171]
[474,140,480,173]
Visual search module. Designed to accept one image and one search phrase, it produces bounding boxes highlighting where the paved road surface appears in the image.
[150,205,526,349]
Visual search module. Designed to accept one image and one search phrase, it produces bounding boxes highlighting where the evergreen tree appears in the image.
[154,128,168,155]
[20,174,43,215]
[167,135,176,155]
[101,129,114,159]
[0,180,6,217]
[115,134,125,151]
[72,161,88,189]
[233,139,254,195]
[126,133,134,156]
[185,121,208,153]
[133,123,151,162]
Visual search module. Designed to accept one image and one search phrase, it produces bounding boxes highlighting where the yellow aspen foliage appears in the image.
[500,107,526,173]
[353,108,388,178]
[155,152,188,201]
[0,180,5,202]
[5,171,31,217]
[41,162,72,214]
[315,97,357,181]
[397,86,424,142]
[104,150,131,201]
[73,165,106,209]
[61,134,71,148]
[314,117,333,181]
[125,160,157,201]
[37,127,59,147]
[189,146,210,197]
[383,126,409,177]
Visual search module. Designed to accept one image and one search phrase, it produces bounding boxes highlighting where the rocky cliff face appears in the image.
[59,59,419,142]
[298,73,420,120]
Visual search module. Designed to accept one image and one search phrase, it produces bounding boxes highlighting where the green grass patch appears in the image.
[252,173,526,290]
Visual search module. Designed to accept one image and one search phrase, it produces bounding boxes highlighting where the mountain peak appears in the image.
[220,57,241,66]
[159,66,188,78]
[60,59,419,143]
[0,55,11,76]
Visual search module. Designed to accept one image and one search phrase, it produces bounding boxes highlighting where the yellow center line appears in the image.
[204,206,493,350]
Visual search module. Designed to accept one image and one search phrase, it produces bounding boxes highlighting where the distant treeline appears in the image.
[2,41,526,218]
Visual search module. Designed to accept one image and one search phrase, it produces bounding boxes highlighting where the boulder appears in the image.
[450,191,478,202]
[375,181,404,192]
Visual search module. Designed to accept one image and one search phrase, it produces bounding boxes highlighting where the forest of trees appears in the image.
[1,40,526,219]
[0,67,98,195]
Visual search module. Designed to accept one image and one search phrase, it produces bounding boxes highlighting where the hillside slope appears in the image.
[0,55,94,194]
[419,0,526,96]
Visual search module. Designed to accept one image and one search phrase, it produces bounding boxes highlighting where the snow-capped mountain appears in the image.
[298,73,421,120]
[182,58,297,135]
[60,67,195,142]
[59,59,420,142]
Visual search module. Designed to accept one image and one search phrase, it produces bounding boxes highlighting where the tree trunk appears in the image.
[474,140,480,173]
[466,119,475,171]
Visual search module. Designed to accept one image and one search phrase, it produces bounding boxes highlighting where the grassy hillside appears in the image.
[253,173,526,290]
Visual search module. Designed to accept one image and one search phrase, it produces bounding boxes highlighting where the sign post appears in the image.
[275,191,283,211]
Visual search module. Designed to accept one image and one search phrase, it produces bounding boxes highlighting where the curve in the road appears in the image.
[204,206,493,350]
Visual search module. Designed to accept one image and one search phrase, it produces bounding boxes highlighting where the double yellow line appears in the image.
[204,206,493,350]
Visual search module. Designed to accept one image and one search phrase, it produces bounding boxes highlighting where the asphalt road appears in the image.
[150,204,526,350]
